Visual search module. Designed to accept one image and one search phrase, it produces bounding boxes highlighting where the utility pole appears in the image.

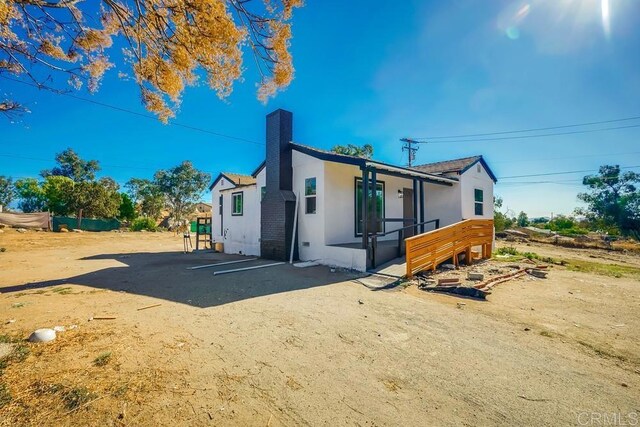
[400,138,419,167]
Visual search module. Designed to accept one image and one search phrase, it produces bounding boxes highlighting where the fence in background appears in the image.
[53,216,120,232]
[0,212,51,230]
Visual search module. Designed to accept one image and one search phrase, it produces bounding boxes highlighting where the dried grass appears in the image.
[0,327,169,427]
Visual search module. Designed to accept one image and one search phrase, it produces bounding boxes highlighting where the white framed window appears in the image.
[474,189,484,216]
[305,177,316,214]
[232,192,243,215]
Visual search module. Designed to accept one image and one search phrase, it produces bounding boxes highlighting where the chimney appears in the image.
[260,109,298,261]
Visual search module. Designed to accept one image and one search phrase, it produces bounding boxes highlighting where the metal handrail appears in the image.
[368,219,440,269]
[371,218,439,237]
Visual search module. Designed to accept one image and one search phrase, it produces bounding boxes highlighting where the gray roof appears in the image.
[412,156,482,174]
[412,155,497,182]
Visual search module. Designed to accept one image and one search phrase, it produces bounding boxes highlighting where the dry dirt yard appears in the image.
[0,230,639,426]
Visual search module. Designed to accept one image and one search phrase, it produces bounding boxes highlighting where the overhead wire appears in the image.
[1,75,264,146]
[414,123,640,144]
[412,115,640,140]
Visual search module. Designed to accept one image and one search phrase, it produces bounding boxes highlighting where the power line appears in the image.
[498,165,640,180]
[498,182,585,186]
[1,75,264,146]
[414,123,640,144]
[413,115,640,140]
[490,150,640,164]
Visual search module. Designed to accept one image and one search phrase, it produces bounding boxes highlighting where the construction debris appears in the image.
[527,268,548,278]
[474,269,528,292]
[137,303,162,311]
[414,256,552,299]
[421,285,490,299]
[138,304,162,311]
[438,277,461,286]
[467,272,484,281]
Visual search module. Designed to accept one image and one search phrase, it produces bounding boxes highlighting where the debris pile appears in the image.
[414,260,549,299]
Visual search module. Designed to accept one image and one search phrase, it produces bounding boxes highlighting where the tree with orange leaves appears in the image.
[0,0,302,122]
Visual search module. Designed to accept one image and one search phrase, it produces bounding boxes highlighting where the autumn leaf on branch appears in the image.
[0,0,303,122]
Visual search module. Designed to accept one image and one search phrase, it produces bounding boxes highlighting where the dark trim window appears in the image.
[474,188,484,216]
[355,178,385,236]
[261,186,266,201]
[305,177,316,214]
[232,192,243,216]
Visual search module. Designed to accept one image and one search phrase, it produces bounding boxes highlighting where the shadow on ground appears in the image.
[1,251,362,308]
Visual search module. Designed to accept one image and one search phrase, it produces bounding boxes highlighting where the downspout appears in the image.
[289,192,299,264]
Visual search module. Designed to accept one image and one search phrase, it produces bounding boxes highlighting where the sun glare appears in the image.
[601,0,611,38]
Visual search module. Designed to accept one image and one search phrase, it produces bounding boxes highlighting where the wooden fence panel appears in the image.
[405,219,494,278]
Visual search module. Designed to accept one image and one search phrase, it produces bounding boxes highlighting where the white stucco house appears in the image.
[210,109,497,272]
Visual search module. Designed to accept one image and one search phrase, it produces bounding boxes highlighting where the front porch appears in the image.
[355,161,456,269]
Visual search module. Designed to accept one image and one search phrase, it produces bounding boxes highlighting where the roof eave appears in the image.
[251,161,266,178]
[460,156,498,183]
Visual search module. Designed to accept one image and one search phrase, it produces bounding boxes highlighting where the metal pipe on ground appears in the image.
[213,262,285,276]
[187,258,257,270]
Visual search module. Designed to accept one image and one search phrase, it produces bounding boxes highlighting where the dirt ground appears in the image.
[0,230,639,426]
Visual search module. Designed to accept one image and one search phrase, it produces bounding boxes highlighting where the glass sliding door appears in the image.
[355,178,384,236]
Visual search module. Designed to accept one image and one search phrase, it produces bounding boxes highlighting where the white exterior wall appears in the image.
[323,161,357,246]
[289,153,370,271]
[423,180,462,227]
[292,151,326,261]
[210,175,261,256]
[219,185,260,256]
[211,176,234,243]
[460,163,494,220]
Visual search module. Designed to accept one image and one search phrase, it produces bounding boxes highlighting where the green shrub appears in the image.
[130,217,157,232]
[557,227,589,237]
[496,246,518,256]
[521,252,539,260]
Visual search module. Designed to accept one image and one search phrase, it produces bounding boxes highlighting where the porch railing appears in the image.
[368,218,440,269]
[405,219,494,278]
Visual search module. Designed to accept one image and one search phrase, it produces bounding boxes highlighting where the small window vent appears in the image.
[302,242,310,247]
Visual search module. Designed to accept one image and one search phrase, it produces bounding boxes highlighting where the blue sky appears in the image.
[1,0,639,217]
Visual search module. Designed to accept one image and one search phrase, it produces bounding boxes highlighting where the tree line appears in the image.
[0,149,210,229]
[494,165,639,239]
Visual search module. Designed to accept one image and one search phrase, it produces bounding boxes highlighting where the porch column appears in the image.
[361,167,369,249]
[419,180,425,233]
[370,169,377,235]
[412,179,418,235]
